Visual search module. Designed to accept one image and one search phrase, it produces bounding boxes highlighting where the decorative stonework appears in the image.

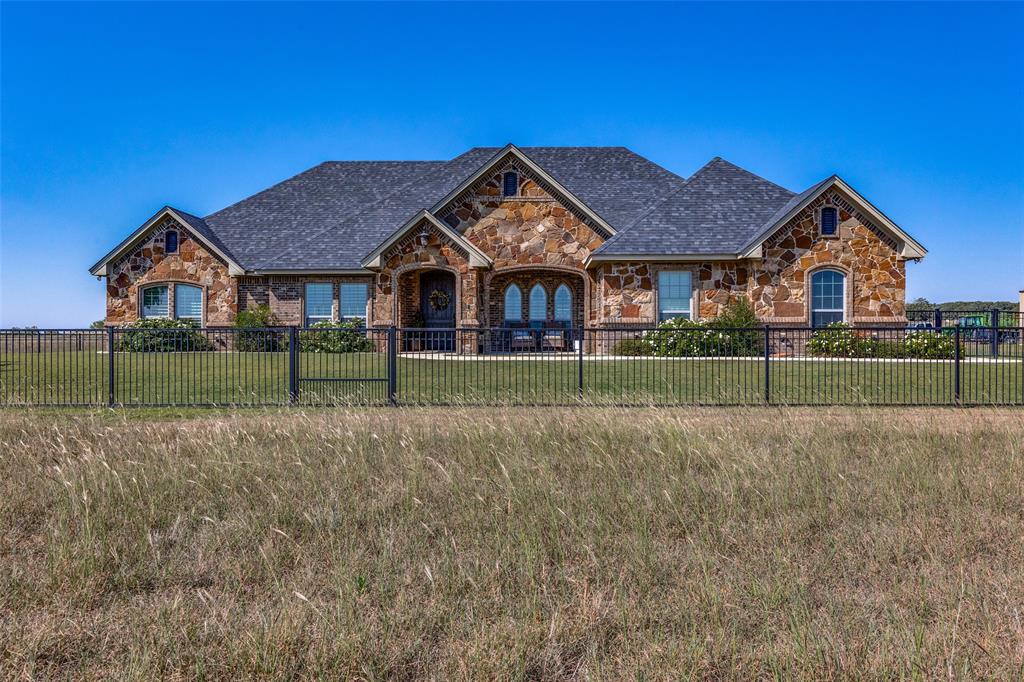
[595,189,906,326]
[440,169,605,270]
[371,221,479,326]
[105,217,236,326]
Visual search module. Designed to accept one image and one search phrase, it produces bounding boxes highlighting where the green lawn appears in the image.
[1,349,1022,406]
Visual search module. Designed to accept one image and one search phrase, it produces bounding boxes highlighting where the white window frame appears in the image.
[810,269,846,327]
[304,282,334,327]
[140,284,170,319]
[173,283,204,324]
[339,282,368,323]
[657,270,693,321]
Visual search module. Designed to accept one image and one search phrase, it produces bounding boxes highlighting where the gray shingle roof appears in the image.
[195,147,688,270]
[594,158,797,256]
[114,149,859,272]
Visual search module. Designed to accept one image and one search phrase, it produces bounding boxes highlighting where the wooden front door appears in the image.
[419,271,456,351]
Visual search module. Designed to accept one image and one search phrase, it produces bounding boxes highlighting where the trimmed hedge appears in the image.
[234,305,287,352]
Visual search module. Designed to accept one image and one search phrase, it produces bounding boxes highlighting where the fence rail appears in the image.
[1,325,1022,407]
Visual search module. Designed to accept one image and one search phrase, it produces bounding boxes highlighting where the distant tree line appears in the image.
[906,298,1017,313]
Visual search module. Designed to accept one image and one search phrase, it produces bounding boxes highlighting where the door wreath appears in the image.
[428,289,451,311]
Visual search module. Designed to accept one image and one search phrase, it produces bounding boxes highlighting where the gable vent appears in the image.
[821,207,837,235]
[503,171,518,197]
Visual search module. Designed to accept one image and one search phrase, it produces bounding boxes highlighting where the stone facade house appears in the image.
[90,145,926,343]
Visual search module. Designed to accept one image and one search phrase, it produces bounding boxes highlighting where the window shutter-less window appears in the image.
[174,284,203,322]
[529,285,547,322]
[657,271,692,321]
[339,283,368,321]
[305,283,333,326]
[142,286,169,318]
[554,285,572,322]
[504,285,522,322]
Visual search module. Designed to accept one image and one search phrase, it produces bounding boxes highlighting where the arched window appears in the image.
[504,284,522,322]
[165,230,179,253]
[529,284,547,322]
[811,270,845,327]
[554,284,572,323]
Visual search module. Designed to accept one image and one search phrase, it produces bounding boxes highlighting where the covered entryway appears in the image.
[415,270,456,351]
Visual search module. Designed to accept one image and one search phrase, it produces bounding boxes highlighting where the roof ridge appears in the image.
[712,157,795,195]
[604,156,722,242]
[254,149,484,270]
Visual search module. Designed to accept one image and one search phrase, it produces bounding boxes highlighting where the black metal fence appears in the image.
[1,325,1022,407]
[906,307,1024,331]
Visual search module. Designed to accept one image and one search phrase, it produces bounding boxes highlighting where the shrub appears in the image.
[641,300,763,358]
[901,330,956,359]
[299,320,373,353]
[807,324,957,359]
[234,305,286,352]
[610,338,652,356]
[806,323,860,357]
[116,318,212,352]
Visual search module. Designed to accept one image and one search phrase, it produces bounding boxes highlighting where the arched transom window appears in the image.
[528,284,547,322]
[554,284,572,323]
[504,284,522,322]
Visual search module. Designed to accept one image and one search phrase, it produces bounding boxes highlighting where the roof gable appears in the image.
[360,210,492,268]
[738,176,927,259]
[593,158,795,258]
[89,206,244,276]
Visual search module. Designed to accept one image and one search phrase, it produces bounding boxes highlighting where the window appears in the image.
[165,230,178,253]
[503,171,518,197]
[174,284,203,323]
[339,283,368,322]
[304,283,333,326]
[504,285,522,322]
[529,284,547,322]
[657,271,692,321]
[820,207,838,236]
[141,285,169,318]
[554,284,572,323]
[811,269,845,326]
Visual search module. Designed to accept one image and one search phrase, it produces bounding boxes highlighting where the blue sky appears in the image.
[1,1,1021,327]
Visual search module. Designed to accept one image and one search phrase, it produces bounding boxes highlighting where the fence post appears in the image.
[934,307,942,330]
[990,307,999,359]
[577,327,584,400]
[288,326,299,405]
[107,326,115,407]
[953,325,961,406]
[763,325,771,405]
[387,326,398,406]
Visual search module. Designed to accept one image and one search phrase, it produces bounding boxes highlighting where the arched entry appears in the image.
[420,270,456,328]
[419,270,456,351]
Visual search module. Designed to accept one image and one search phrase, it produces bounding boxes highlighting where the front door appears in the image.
[419,271,456,350]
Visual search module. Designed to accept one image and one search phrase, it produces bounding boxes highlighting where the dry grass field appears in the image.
[1,407,1023,680]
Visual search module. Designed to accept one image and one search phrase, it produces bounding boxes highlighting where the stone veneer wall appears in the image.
[238,275,374,326]
[597,189,906,326]
[105,217,236,326]
[372,223,478,327]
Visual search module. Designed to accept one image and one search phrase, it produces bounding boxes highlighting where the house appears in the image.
[90,145,926,340]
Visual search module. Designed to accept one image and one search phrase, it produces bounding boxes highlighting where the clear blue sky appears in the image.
[2,1,1022,327]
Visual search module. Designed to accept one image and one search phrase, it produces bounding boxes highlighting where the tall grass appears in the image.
[1,408,1022,679]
